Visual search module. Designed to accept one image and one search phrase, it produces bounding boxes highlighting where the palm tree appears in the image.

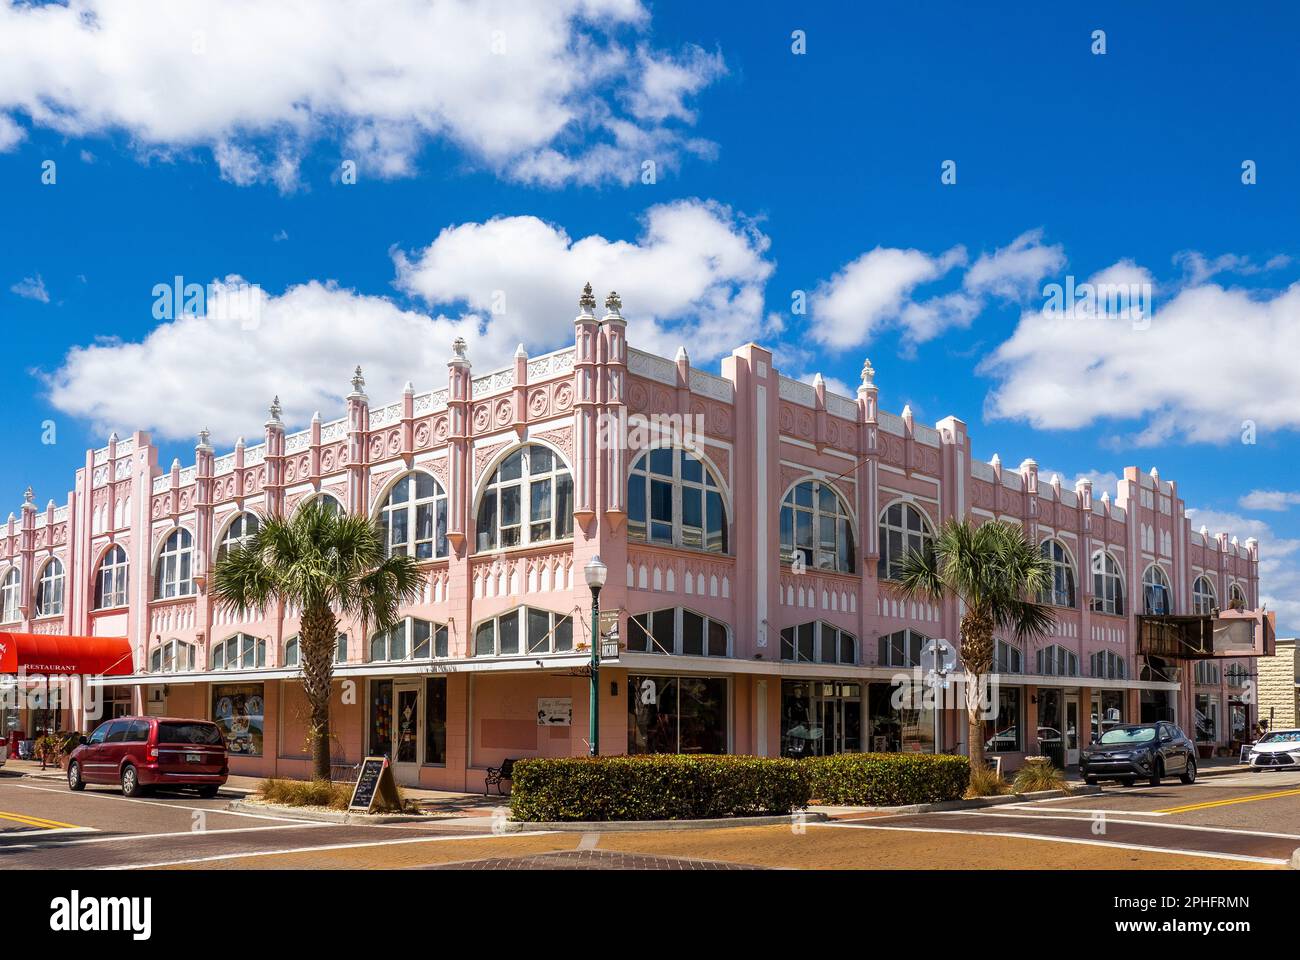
[894,518,1056,771]
[210,502,424,781]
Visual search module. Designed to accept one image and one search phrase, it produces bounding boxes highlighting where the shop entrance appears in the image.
[1064,693,1080,765]
[368,679,423,785]
[781,681,862,757]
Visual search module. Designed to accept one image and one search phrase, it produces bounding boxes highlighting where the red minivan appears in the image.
[67,716,229,797]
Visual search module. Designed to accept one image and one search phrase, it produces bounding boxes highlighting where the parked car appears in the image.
[67,716,228,797]
[1247,728,1300,771]
[1078,721,1197,786]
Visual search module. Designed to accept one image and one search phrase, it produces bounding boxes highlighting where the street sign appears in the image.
[601,640,620,660]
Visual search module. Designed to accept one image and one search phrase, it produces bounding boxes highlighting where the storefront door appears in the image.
[391,681,421,784]
[1064,694,1080,765]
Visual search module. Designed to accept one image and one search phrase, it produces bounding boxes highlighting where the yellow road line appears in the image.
[0,810,80,830]
[1155,787,1300,815]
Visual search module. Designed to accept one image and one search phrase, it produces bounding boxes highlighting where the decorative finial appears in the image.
[351,366,365,392]
[452,337,467,360]
[604,290,622,313]
[197,427,212,450]
[23,487,34,506]
[312,410,321,422]
[403,380,414,394]
[514,343,527,359]
[579,282,597,310]
[109,431,119,444]
[860,358,875,386]
[813,372,825,388]
[268,396,283,422]
[675,345,689,364]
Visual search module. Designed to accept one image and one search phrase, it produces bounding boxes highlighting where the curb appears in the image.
[227,798,436,824]
[500,811,830,833]
[1292,848,1300,871]
[828,785,1101,815]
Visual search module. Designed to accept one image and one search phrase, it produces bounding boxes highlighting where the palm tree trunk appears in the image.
[960,609,995,773]
[300,602,339,782]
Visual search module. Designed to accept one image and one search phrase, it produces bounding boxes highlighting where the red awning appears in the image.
[0,632,134,676]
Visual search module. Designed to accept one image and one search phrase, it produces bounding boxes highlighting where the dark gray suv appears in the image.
[1078,722,1197,787]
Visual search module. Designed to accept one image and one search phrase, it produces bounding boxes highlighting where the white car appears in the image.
[1247,729,1300,771]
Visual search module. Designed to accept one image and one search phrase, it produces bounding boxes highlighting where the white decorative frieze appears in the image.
[877,411,906,436]
[285,430,311,453]
[825,392,858,420]
[627,347,677,386]
[688,369,734,404]
[320,418,348,443]
[178,466,197,487]
[152,475,169,494]
[243,444,267,467]
[213,453,236,476]
[527,347,576,381]
[472,368,514,399]
[371,402,403,429]
[777,375,815,407]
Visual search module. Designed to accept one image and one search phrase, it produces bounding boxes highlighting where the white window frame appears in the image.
[211,633,266,671]
[218,512,261,560]
[154,529,196,600]
[95,544,129,610]
[150,639,195,674]
[475,446,574,552]
[627,447,728,554]
[1,568,20,623]
[1089,550,1125,616]
[35,558,65,617]
[1192,575,1218,616]
[780,480,857,574]
[876,501,931,581]
[369,618,448,662]
[1037,643,1079,677]
[284,633,348,667]
[378,473,449,560]
[994,639,1023,674]
[1039,539,1076,608]
[1091,650,1127,680]
[473,607,574,657]
[1143,564,1173,615]
[628,607,733,658]
[877,628,928,668]
[1228,582,1248,608]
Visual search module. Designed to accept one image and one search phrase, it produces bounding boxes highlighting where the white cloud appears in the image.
[43,200,773,444]
[1239,490,1300,512]
[964,229,1065,300]
[1173,250,1292,286]
[0,0,722,189]
[1040,467,1123,499]
[982,269,1300,444]
[1185,508,1300,637]
[10,274,49,302]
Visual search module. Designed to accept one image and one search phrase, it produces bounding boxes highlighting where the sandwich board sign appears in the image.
[348,756,403,813]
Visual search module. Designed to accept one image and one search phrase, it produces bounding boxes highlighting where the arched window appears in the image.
[1039,539,1076,608]
[876,502,931,581]
[780,620,857,665]
[218,512,260,560]
[781,480,856,573]
[1228,582,1247,609]
[1143,565,1172,615]
[994,639,1023,674]
[154,529,195,599]
[284,633,348,667]
[474,607,573,657]
[1192,575,1218,616]
[378,473,448,560]
[370,618,448,661]
[1194,660,1221,685]
[627,448,728,553]
[877,628,929,668]
[149,639,195,673]
[300,493,344,516]
[0,568,20,623]
[35,558,65,617]
[1036,643,1079,677]
[94,545,129,609]
[211,633,265,670]
[628,608,731,658]
[1091,650,1127,680]
[476,446,573,552]
[1089,550,1124,616]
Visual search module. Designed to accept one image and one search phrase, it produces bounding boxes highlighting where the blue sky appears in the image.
[1,0,1297,630]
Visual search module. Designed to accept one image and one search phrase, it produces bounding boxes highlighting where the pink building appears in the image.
[0,287,1264,786]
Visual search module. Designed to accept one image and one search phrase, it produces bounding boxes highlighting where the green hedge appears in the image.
[803,753,970,806]
[509,755,811,822]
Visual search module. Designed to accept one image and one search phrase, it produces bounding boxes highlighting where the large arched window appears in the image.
[1089,550,1124,616]
[299,493,344,516]
[379,473,448,560]
[1091,650,1127,680]
[211,633,265,670]
[781,480,856,573]
[94,545,129,610]
[218,512,260,560]
[877,628,929,668]
[370,618,448,661]
[34,558,65,617]
[627,448,728,553]
[0,568,20,623]
[1192,575,1218,616]
[994,639,1023,674]
[1039,539,1076,608]
[876,502,931,581]
[1143,565,1172,615]
[149,639,195,673]
[781,620,857,665]
[154,529,195,599]
[1228,582,1248,609]
[629,608,731,658]
[474,607,573,657]
[284,633,347,667]
[476,445,573,552]
[1036,643,1079,677]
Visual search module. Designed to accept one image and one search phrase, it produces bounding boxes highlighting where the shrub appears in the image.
[260,777,353,810]
[509,754,811,822]
[1012,757,1071,794]
[965,765,1011,798]
[803,753,970,806]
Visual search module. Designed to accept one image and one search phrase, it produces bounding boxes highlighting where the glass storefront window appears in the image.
[780,680,862,757]
[369,680,393,759]
[425,677,447,765]
[983,687,1022,753]
[1195,694,1218,742]
[627,675,727,754]
[211,683,264,757]
[866,681,934,754]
